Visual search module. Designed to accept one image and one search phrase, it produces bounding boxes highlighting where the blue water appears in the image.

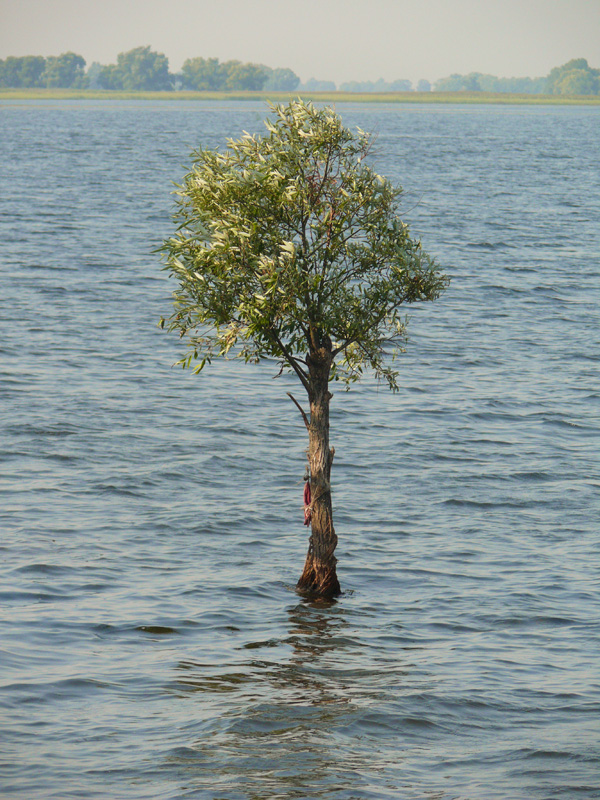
[1,99,599,800]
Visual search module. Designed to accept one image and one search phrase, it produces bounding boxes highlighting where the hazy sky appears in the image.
[1,0,599,84]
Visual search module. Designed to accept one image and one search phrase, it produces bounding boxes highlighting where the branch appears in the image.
[331,293,408,358]
[294,317,310,343]
[332,337,357,358]
[269,329,311,394]
[287,392,310,430]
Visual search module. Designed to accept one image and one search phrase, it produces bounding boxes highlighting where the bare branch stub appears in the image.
[287,392,310,430]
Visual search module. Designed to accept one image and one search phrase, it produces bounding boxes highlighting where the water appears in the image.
[1,99,599,799]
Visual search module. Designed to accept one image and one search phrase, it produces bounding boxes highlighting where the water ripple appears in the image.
[0,99,599,800]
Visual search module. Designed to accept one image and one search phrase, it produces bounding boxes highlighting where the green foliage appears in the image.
[546,59,600,95]
[434,73,474,92]
[299,78,338,92]
[0,54,86,88]
[434,72,546,93]
[85,62,104,90]
[262,67,301,92]
[98,46,172,91]
[97,64,123,90]
[0,56,46,87]
[435,60,599,95]
[161,101,447,391]
[180,57,224,90]
[554,69,599,95]
[42,52,87,88]
[224,61,266,91]
[340,78,412,92]
[180,57,270,91]
[2,51,599,97]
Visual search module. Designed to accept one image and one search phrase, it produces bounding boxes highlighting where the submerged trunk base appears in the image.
[296,555,341,600]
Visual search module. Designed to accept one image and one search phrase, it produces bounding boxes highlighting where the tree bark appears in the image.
[296,343,341,599]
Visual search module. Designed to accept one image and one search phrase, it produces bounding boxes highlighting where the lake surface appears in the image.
[1,99,599,800]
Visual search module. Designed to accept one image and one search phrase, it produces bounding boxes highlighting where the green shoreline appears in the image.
[1,88,600,105]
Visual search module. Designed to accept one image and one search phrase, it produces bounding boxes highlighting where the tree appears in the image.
[339,78,412,93]
[97,63,124,90]
[180,57,270,91]
[223,61,267,91]
[98,46,172,90]
[160,101,448,598]
[19,55,47,87]
[555,68,599,95]
[42,52,87,88]
[435,71,549,94]
[546,59,599,95]
[0,55,46,87]
[434,59,600,96]
[434,73,466,91]
[388,79,412,92]
[300,77,337,91]
[86,62,104,90]
[262,67,300,92]
[180,57,224,90]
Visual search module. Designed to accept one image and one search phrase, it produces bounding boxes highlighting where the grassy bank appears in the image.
[1,88,600,105]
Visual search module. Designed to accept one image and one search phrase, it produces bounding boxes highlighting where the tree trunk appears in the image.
[296,345,341,599]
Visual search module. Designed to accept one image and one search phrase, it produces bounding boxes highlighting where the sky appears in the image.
[1,0,599,85]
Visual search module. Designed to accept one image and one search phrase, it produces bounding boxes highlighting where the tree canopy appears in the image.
[546,58,600,95]
[434,71,547,94]
[434,59,600,95]
[298,78,337,92]
[43,52,87,88]
[180,57,224,91]
[0,53,87,88]
[98,46,172,91]
[262,67,301,92]
[180,58,300,92]
[0,56,46,88]
[339,78,412,93]
[161,100,447,391]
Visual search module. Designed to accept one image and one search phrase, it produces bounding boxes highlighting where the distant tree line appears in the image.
[0,52,86,88]
[434,58,600,95]
[298,78,337,92]
[0,47,301,92]
[179,57,299,91]
[434,72,546,93]
[299,77,431,92]
[1,49,599,96]
[339,78,413,92]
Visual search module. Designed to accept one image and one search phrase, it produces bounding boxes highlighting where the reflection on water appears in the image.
[170,601,390,798]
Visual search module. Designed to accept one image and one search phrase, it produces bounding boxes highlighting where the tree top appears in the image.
[161,100,448,392]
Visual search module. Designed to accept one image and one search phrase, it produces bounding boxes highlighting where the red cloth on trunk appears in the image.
[303,481,312,526]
